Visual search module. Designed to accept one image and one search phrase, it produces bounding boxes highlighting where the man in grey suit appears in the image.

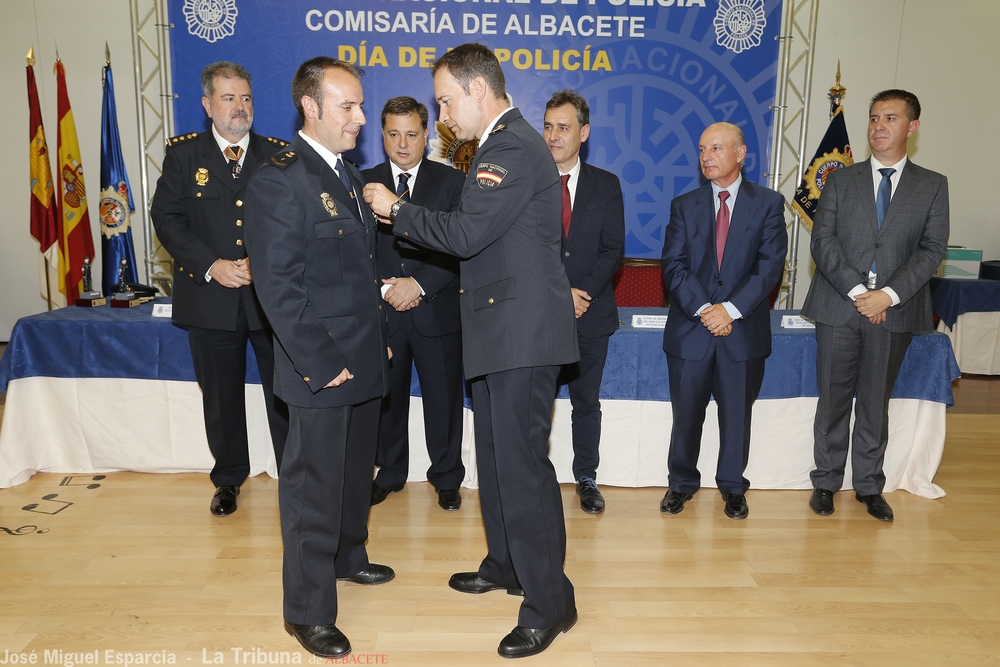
[365,43,579,659]
[802,89,949,522]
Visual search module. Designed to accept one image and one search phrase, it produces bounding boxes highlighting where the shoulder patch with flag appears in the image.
[476,163,507,189]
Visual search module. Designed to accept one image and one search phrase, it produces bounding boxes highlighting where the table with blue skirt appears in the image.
[0,302,959,497]
[931,277,1000,375]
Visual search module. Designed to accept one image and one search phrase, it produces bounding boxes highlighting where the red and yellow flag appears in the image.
[27,56,59,282]
[54,59,95,306]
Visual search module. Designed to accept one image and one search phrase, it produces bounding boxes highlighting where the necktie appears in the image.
[397,172,411,202]
[716,190,730,272]
[224,144,244,179]
[561,174,572,238]
[872,167,896,276]
[335,157,353,194]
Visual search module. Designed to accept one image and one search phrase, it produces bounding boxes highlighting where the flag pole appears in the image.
[27,45,53,311]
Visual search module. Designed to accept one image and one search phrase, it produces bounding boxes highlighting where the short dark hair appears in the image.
[291,57,365,120]
[431,43,506,101]
[201,62,251,97]
[381,96,428,129]
[870,89,921,121]
[545,90,589,127]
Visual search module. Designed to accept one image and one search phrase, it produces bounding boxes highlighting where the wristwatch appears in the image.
[389,198,405,221]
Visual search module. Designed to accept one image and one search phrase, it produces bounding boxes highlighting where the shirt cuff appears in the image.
[695,302,712,317]
[412,277,425,296]
[882,286,900,306]
[722,301,742,320]
[204,259,220,283]
[847,284,867,301]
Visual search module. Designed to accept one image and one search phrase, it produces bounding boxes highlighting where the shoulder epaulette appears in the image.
[489,123,506,135]
[167,132,199,146]
[266,136,290,147]
[270,151,299,169]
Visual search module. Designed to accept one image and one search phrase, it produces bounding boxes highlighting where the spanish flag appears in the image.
[54,59,96,306]
[27,51,59,305]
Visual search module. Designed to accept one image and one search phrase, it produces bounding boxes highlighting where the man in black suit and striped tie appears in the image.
[802,89,949,521]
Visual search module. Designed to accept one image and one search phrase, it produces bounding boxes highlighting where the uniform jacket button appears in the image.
[236,199,243,207]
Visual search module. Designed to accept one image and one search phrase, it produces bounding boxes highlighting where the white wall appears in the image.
[1,1,997,334]
[789,0,1000,307]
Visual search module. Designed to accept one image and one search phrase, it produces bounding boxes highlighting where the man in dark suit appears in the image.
[362,97,466,512]
[659,122,787,520]
[364,43,579,660]
[542,90,625,514]
[802,89,949,522]
[151,61,288,517]
[245,57,393,659]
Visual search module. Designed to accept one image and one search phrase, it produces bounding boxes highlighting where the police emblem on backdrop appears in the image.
[714,0,767,54]
[195,167,209,186]
[98,181,131,238]
[320,192,338,217]
[183,0,239,44]
[431,122,478,175]
[476,163,508,189]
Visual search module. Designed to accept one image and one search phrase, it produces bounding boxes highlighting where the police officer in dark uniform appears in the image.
[151,61,289,516]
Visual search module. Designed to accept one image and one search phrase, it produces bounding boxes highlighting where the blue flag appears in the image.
[99,63,139,294]
[791,104,853,230]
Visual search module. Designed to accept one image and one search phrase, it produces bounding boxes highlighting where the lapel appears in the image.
[691,184,716,274]
[200,132,242,193]
[293,136,362,225]
[719,178,759,275]
[566,161,593,248]
[853,158,880,237]
[878,159,918,236]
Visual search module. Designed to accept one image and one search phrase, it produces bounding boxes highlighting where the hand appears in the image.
[699,303,733,336]
[208,258,252,288]
[854,289,892,318]
[363,183,398,221]
[387,347,393,361]
[868,311,886,325]
[383,277,423,311]
[323,368,353,388]
[571,288,592,319]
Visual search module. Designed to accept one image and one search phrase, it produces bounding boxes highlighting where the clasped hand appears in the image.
[854,289,892,325]
[699,303,733,337]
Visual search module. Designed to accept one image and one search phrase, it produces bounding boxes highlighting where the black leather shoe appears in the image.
[437,488,462,511]
[497,609,578,659]
[449,572,523,596]
[210,485,239,516]
[660,489,693,514]
[576,477,605,514]
[284,621,350,658]
[722,493,749,520]
[856,493,894,522]
[809,488,835,515]
[370,482,403,506]
[337,563,395,585]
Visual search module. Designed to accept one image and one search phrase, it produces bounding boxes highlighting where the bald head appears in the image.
[698,122,746,188]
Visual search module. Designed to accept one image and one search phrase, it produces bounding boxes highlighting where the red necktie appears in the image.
[716,190,730,271]
[561,174,571,237]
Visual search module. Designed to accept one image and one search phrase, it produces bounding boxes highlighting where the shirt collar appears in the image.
[711,173,742,201]
[871,154,908,175]
[298,130,343,173]
[390,158,423,188]
[211,125,250,157]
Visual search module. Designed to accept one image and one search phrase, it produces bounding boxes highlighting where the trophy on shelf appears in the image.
[111,258,142,308]
[75,257,107,307]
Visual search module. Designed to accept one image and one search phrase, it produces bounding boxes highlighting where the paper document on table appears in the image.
[781,315,815,329]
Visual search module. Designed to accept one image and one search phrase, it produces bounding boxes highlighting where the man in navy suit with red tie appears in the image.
[543,90,625,514]
[659,122,787,520]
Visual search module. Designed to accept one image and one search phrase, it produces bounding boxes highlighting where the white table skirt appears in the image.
[0,377,946,498]
[937,311,1000,375]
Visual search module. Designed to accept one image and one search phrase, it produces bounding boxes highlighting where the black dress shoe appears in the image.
[856,492,894,522]
[284,621,350,658]
[722,493,749,520]
[809,488,835,515]
[337,563,395,585]
[437,488,462,511]
[449,572,523,596]
[370,482,403,506]
[210,485,239,516]
[497,609,578,659]
[660,489,693,514]
[576,477,605,514]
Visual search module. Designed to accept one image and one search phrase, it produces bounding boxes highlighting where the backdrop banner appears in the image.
[168,0,781,258]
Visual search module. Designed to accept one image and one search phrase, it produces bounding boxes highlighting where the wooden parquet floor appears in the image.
[1,377,999,666]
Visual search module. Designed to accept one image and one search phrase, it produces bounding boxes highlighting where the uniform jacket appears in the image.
[801,159,949,333]
[245,135,388,408]
[393,108,579,378]
[362,158,465,337]
[151,131,289,331]
[562,161,625,339]
[661,177,787,362]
